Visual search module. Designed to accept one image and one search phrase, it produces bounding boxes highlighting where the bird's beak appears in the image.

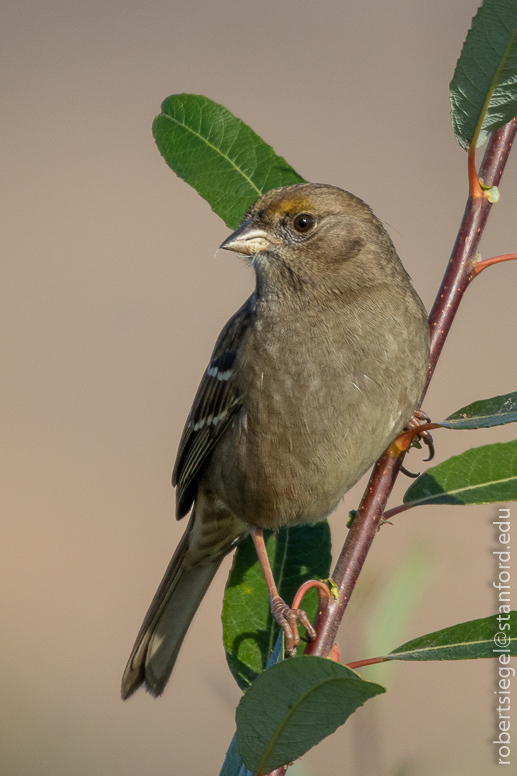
[220,219,271,255]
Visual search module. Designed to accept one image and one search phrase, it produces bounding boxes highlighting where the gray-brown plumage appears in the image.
[121,183,430,699]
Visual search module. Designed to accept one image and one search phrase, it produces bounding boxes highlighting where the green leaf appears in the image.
[236,656,385,775]
[222,523,331,690]
[153,94,305,228]
[403,440,517,507]
[387,612,517,660]
[450,0,517,150]
[440,391,517,429]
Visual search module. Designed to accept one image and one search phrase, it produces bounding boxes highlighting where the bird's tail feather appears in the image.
[121,514,222,699]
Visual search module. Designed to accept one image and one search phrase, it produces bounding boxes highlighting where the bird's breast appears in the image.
[207,295,428,529]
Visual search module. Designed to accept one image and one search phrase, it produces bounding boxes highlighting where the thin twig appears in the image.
[345,656,389,670]
[471,252,517,277]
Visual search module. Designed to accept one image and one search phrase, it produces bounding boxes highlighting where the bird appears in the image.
[121,182,430,699]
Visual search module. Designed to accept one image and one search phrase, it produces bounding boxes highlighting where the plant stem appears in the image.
[305,118,517,660]
[471,252,517,276]
[426,118,517,391]
[468,143,483,200]
[345,656,389,670]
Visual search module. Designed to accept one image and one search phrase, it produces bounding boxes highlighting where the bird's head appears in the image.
[220,183,407,297]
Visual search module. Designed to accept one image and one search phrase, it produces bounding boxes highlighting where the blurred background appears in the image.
[2,1,516,774]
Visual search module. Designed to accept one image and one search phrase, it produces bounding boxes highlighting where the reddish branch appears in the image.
[471,252,517,276]
[304,118,517,661]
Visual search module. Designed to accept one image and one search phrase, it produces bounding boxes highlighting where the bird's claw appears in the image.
[400,409,435,477]
[271,597,316,656]
[399,463,420,478]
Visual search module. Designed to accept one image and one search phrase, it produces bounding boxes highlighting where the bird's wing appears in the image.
[172,297,254,518]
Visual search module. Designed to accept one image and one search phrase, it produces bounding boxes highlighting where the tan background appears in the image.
[2,1,516,774]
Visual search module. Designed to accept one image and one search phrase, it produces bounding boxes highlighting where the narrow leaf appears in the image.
[236,656,385,775]
[222,523,331,690]
[218,634,284,776]
[450,0,517,149]
[387,612,517,661]
[153,94,305,228]
[403,440,517,507]
[219,736,254,776]
[440,391,517,429]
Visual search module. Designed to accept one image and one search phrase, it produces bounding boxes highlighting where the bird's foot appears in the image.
[400,409,435,478]
[270,596,317,656]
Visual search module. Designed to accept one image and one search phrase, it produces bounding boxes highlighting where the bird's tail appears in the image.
[121,513,225,699]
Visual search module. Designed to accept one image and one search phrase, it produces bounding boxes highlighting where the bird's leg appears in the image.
[399,408,435,478]
[249,526,317,656]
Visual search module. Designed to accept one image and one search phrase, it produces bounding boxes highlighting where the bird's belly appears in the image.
[207,366,413,530]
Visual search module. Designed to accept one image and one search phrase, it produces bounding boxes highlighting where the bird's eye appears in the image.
[293,213,316,233]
